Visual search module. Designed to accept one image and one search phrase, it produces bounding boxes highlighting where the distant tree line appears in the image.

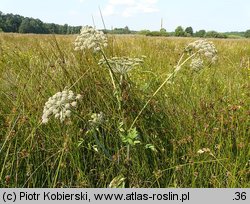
[174,26,229,38]
[245,30,250,38]
[139,26,249,39]
[138,26,229,38]
[105,26,137,34]
[1,11,250,39]
[0,11,81,34]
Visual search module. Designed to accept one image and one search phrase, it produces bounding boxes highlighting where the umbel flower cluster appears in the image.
[98,56,145,75]
[89,112,105,127]
[189,57,204,71]
[185,39,218,71]
[74,26,108,53]
[42,90,82,123]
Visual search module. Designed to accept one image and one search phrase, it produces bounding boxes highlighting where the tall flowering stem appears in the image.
[99,50,121,92]
[74,26,121,103]
[99,55,145,187]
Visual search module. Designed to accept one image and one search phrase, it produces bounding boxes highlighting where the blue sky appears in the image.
[0,0,249,32]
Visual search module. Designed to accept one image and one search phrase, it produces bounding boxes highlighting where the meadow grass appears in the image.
[0,33,249,187]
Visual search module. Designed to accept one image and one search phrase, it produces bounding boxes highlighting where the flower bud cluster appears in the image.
[185,40,218,70]
[197,148,211,155]
[190,58,204,71]
[74,26,108,53]
[42,90,82,123]
[89,112,105,127]
[186,40,217,58]
[98,56,145,75]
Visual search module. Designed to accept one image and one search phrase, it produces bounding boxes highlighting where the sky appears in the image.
[0,0,250,32]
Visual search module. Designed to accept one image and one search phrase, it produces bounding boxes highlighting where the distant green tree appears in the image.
[124,26,131,34]
[195,29,206,37]
[175,26,185,37]
[205,31,228,38]
[3,14,23,32]
[46,23,60,34]
[146,31,169,37]
[73,26,81,34]
[18,18,30,33]
[19,18,46,33]
[138,29,150,35]
[185,26,193,36]
[224,31,245,38]
[63,24,68,34]
[0,12,3,31]
[160,28,167,33]
[0,11,85,34]
[244,30,250,38]
[112,27,131,34]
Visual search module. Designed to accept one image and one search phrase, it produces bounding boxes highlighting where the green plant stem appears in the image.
[52,146,65,188]
[92,129,112,160]
[68,68,91,89]
[100,50,121,91]
[126,144,130,161]
[129,52,197,129]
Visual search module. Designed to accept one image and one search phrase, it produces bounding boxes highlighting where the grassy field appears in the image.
[0,33,249,187]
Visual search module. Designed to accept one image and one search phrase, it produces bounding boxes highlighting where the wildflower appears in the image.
[186,39,217,57]
[42,89,82,123]
[197,148,211,154]
[190,57,204,71]
[74,26,108,53]
[71,101,77,107]
[185,39,217,70]
[89,112,105,127]
[197,149,204,154]
[98,56,144,75]
[76,94,83,100]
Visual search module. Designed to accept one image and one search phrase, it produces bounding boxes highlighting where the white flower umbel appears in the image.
[190,57,204,71]
[74,26,108,53]
[186,39,217,58]
[197,148,211,155]
[98,56,144,75]
[89,112,105,127]
[185,39,217,70]
[42,90,82,123]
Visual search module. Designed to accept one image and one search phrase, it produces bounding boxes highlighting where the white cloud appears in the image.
[103,0,159,17]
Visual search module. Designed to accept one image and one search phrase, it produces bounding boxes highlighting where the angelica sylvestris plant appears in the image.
[42,89,82,124]
[99,57,145,162]
[74,25,108,53]
[43,27,219,187]
[74,26,144,160]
